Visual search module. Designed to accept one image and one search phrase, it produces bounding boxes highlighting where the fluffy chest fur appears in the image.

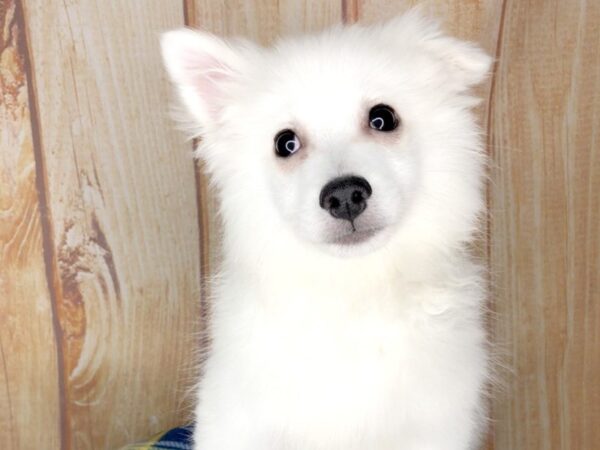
[197,268,488,449]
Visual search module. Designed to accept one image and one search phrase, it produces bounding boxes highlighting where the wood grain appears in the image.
[20,1,201,448]
[0,1,61,449]
[188,0,342,45]
[350,2,504,448]
[489,0,600,448]
[186,0,344,307]
[353,0,503,44]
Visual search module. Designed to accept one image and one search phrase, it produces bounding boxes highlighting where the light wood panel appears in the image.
[0,1,61,449]
[20,1,200,448]
[186,0,344,306]
[489,0,600,449]
[350,2,504,448]
[188,0,342,45]
[350,0,503,47]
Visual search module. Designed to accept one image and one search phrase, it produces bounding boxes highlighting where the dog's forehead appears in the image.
[281,72,362,123]
[264,46,386,129]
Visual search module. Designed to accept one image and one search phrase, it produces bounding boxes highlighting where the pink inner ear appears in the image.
[180,51,232,117]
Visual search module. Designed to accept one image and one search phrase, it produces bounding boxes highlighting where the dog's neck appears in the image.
[221,222,467,290]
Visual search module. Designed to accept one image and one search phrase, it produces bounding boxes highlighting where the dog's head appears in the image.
[161,13,490,259]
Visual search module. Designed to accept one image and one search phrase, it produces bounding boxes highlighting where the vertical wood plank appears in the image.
[350,2,504,448]
[188,0,342,45]
[489,0,600,448]
[0,1,61,449]
[351,0,503,51]
[21,1,201,448]
[186,0,343,316]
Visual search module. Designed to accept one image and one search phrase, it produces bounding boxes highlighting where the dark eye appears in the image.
[274,129,301,157]
[368,104,399,132]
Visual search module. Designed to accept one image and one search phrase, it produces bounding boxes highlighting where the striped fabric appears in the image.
[122,425,193,450]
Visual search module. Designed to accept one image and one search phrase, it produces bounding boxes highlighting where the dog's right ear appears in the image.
[161,29,250,128]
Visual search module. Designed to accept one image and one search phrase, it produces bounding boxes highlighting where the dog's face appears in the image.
[251,47,420,255]
[162,13,490,257]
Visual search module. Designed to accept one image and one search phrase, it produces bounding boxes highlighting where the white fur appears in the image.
[162,11,492,450]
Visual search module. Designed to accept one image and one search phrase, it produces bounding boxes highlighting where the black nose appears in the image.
[319,175,372,222]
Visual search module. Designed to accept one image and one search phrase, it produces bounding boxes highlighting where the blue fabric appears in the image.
[123,425,193,449]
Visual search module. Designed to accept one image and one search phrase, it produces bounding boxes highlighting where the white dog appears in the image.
[162,10,491,450]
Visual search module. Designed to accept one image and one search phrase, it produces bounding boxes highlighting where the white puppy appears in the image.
[162,11,491,450]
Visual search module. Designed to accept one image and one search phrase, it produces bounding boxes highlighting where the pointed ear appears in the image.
[380,11,492,92]
[423,34,492,90]
[161,29,249,128]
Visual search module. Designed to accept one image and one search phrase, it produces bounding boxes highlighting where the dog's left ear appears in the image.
[380,12,492,92]
[422,34,492,91]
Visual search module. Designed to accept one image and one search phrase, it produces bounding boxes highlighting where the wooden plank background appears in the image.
[489,1,600,448]
[0,0,598,449]
[0,1,61,448]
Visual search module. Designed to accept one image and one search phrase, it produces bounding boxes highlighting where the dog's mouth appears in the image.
[329,227,382,246]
